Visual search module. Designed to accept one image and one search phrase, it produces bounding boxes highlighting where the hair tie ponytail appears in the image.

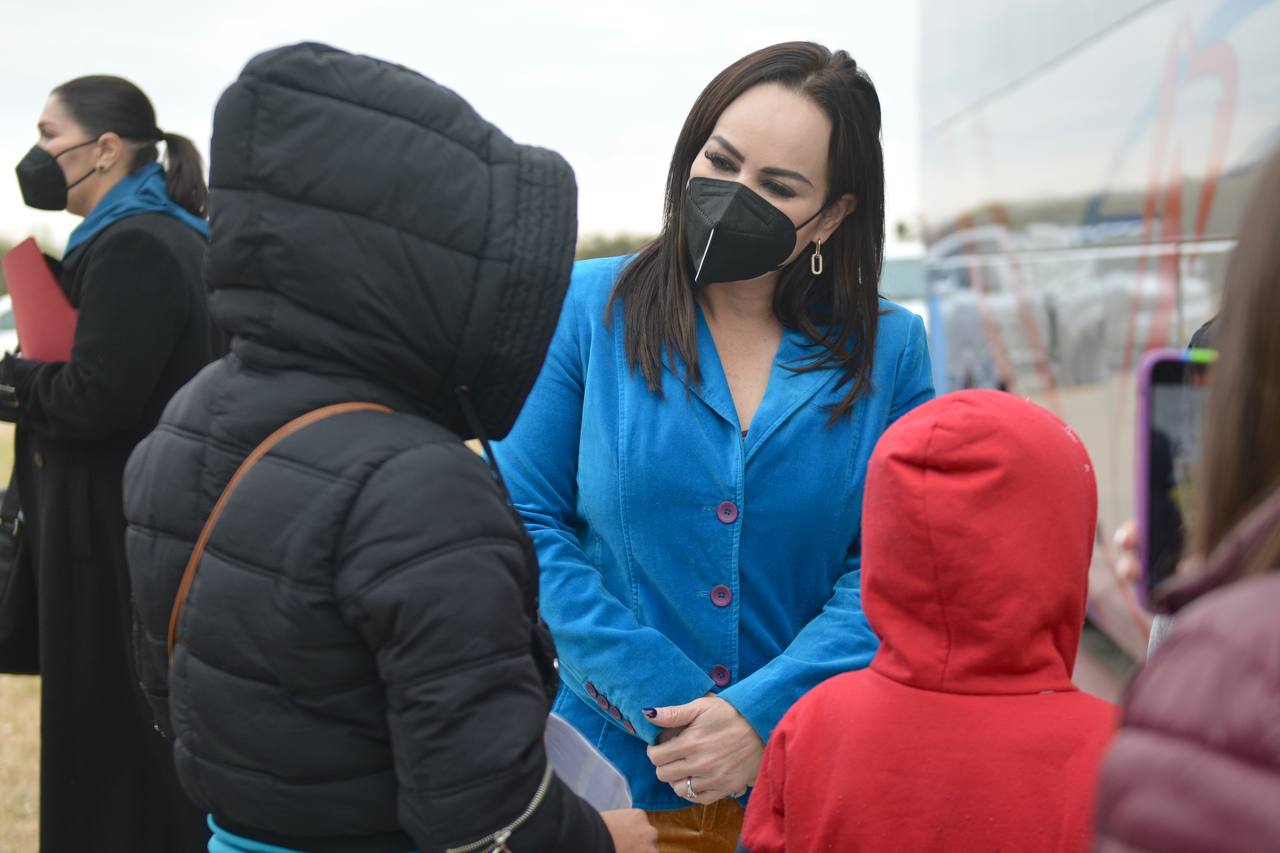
[155,130,209,219]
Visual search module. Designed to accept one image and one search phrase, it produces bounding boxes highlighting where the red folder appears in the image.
[2,237,77,362]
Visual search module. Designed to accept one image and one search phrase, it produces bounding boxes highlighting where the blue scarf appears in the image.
[65,162,208,255]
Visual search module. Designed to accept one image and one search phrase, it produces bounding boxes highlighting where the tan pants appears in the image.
[647,799,746,853]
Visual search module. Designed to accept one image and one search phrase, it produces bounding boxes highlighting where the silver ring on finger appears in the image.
[685,777,698,800]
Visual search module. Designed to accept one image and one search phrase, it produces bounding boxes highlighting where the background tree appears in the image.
[0,237,11,295]
[575,232,655,261]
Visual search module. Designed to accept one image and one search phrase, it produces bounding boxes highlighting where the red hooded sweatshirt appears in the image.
[740,390,1118,852]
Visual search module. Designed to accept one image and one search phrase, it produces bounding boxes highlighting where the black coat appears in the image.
[0,211,216,852]
[124,43,612,853]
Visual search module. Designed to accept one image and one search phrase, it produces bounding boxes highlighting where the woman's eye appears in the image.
[763,180,797,199]
[705,151,737,173]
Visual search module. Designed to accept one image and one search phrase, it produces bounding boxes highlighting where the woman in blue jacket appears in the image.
[493,42,934,850]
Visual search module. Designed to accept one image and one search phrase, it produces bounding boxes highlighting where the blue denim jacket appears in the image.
[493,256,935,809]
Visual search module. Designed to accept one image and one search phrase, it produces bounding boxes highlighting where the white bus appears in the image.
[920,0,1280,660]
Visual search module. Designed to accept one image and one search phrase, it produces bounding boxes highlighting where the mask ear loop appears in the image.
[772,201,831,275]
[57,138,104,192]
[51,138,99,162]
[794,202,828,232]
[66,166,100,192]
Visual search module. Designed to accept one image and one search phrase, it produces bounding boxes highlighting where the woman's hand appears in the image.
[1113,519,1140,585]
[645,696,763,803]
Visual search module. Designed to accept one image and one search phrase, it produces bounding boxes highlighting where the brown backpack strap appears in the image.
[167,402,393,662]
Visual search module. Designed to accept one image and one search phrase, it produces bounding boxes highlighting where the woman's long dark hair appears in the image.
[53,75,208,218]
[608,42,885,419]
[1189,149,1280,579]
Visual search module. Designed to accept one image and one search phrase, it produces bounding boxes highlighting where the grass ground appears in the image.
[0,673,38,853]
[0,422,39,852]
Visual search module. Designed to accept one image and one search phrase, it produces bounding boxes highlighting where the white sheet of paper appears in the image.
[544,712,632,811]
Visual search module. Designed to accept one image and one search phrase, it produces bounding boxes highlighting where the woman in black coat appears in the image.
[3,75,217,851]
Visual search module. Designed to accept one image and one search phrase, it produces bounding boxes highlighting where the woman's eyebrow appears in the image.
[709,134,813,187]
[760,166,813,187]
[710,134,745,161]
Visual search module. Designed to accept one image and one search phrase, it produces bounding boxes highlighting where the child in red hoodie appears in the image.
[739,390,1118,852]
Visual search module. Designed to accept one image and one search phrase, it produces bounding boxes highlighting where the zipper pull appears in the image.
[487,829,512,852]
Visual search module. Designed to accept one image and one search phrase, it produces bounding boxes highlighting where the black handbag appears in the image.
[0,473,39,674]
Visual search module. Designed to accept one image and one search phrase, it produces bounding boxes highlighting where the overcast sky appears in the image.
[0,0,919,250]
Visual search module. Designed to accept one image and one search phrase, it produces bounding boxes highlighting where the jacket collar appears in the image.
[664,306,838,454]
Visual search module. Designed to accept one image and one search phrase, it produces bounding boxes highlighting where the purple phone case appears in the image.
[1135,347,1195,612]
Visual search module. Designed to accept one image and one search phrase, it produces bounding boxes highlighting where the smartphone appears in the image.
[1136,347,1216,610]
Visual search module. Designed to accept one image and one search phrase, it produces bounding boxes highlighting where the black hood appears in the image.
[206,42,577,440]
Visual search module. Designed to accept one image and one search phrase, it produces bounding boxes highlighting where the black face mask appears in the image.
[682,177,826,286]
[15,139,99,211]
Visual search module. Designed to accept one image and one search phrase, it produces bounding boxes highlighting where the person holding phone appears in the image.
[1,75,216,851]
[1095,150,1280,851]
[492,42,934,849]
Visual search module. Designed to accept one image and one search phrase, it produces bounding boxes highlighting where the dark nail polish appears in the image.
[643,707,657,718]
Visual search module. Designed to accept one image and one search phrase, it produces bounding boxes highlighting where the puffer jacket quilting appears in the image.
[125,42,610,853]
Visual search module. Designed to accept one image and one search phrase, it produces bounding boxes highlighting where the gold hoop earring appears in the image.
[811,239,824,276]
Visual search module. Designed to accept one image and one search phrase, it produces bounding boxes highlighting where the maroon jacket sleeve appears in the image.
[1095,575,1280,852]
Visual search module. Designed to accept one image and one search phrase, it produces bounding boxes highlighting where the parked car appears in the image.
[881,245,928,334]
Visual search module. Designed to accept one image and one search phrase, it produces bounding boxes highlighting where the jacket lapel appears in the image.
[744,328,839,461]
[662,313,840,445]
[662,307,740,428]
